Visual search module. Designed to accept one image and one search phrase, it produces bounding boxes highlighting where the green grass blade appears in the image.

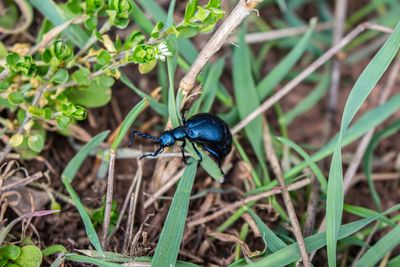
[244,203,400,267]
[344,204,396,228]
[326,21,400,266]
[119,74,167,116]
[246,208,287,252]
[111,99,148,150]
[166,41,180,128]
[151,162,198,267]
[65,254,123,267]
[62,131,109,253]
[136,0,166,21]
[363,119,400,210]
[285,93,400,179]
[166,0,176,27]
[247,218,374,267]
[355,225,400,267]
[29,0,89,48]
[388,255,400,267]
[190,58,225,115]
[276,137,327,192]
[62,131,109,183]
[283,70,330,124]
[233,27,268,182]
[63,183,104,254]
[256,18,317,99]
[129,1,153,34]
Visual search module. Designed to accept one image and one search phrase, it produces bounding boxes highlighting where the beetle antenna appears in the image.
[129,130,160,146]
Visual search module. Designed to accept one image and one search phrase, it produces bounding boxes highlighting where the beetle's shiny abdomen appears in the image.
[185,114,225,141]
[185,113,232,157]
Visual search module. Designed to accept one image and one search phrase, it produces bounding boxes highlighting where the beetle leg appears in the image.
[180,110,187,125]
[192,143,203,162]
[201,145,226,178]
[181,140,188,164]
[140,147,164,160]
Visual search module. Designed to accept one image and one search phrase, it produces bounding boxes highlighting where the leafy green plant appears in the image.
[0,0,224,158]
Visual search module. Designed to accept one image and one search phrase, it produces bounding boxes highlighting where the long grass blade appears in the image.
[363,119,400,210]
[151,162,198,267]
[326,21,400,266]
[233,27,268,182]
[62,131,109,253]
[243,203,400,267]
[190,58,225,115]
[120,74,167,115]
[354,225,400,267]
[65,254,123,267]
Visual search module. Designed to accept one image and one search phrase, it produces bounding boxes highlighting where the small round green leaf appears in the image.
[56,116,71,129]
[71,68,90,86]
[27,133,45,153]
[97,50,111,66]
[8,92,24,105]
[0,245,21,260]
[14,245,42,267]
[52,69,69,84]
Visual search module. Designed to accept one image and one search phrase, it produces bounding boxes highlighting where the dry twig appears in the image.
[188,178,310,227]
[262,122,311,267]
[102,149,116,249]
[179,0,262,94]
[237,22,332,44]
[123,160,143,253]
[327,0,347,133]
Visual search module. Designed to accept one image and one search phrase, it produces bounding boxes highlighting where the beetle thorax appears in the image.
[171,126,187,140]
[159,131,175,147]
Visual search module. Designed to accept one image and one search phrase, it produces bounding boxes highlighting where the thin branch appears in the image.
[262,122,311,267]
[123,160,143,253]
[236,22,333,44]
[231,22,394,135]
[107,159,140,243]
[179,0,262,94]
[326,0,347,136]
[187,178,310,228]
[102,149,116,249]
[144,168,185,209]
[1,171,43,192]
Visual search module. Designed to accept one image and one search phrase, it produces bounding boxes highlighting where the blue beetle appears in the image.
[129,113,232,176]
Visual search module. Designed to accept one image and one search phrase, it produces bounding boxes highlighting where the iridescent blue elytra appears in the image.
[129,113,232,176]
